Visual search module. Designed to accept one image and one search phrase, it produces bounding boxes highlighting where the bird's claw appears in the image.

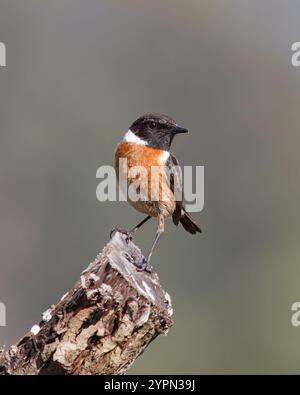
[110,227,133,244]
[136,257,154,273]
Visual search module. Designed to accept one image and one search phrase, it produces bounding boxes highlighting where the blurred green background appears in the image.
[1,0,300,374]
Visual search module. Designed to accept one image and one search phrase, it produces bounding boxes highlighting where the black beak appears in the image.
[173,125,189,134]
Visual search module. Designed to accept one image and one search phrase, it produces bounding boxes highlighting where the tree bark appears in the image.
[0,232,173,375]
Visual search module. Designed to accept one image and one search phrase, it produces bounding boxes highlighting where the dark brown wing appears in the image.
[167,152,202,233]
[166,152,183,225]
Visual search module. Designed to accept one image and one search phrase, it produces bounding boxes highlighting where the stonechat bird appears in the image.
[112,113,201,272]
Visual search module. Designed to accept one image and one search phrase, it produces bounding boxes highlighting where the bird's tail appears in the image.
[173,207,202,234]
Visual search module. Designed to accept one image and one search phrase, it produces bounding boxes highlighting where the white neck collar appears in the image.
[123,129,147,146]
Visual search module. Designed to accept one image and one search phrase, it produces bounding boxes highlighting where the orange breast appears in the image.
[115,142,169,197]
[115,142,165,171]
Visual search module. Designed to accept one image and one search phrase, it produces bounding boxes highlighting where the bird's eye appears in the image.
[149,122,157,129]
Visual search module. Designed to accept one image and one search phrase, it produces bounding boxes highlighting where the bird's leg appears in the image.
[110,215,151,242]
[138,215,165,273]
[129,215,151,234]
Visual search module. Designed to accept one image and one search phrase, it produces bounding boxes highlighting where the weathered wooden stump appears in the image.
[0,232,173,375]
